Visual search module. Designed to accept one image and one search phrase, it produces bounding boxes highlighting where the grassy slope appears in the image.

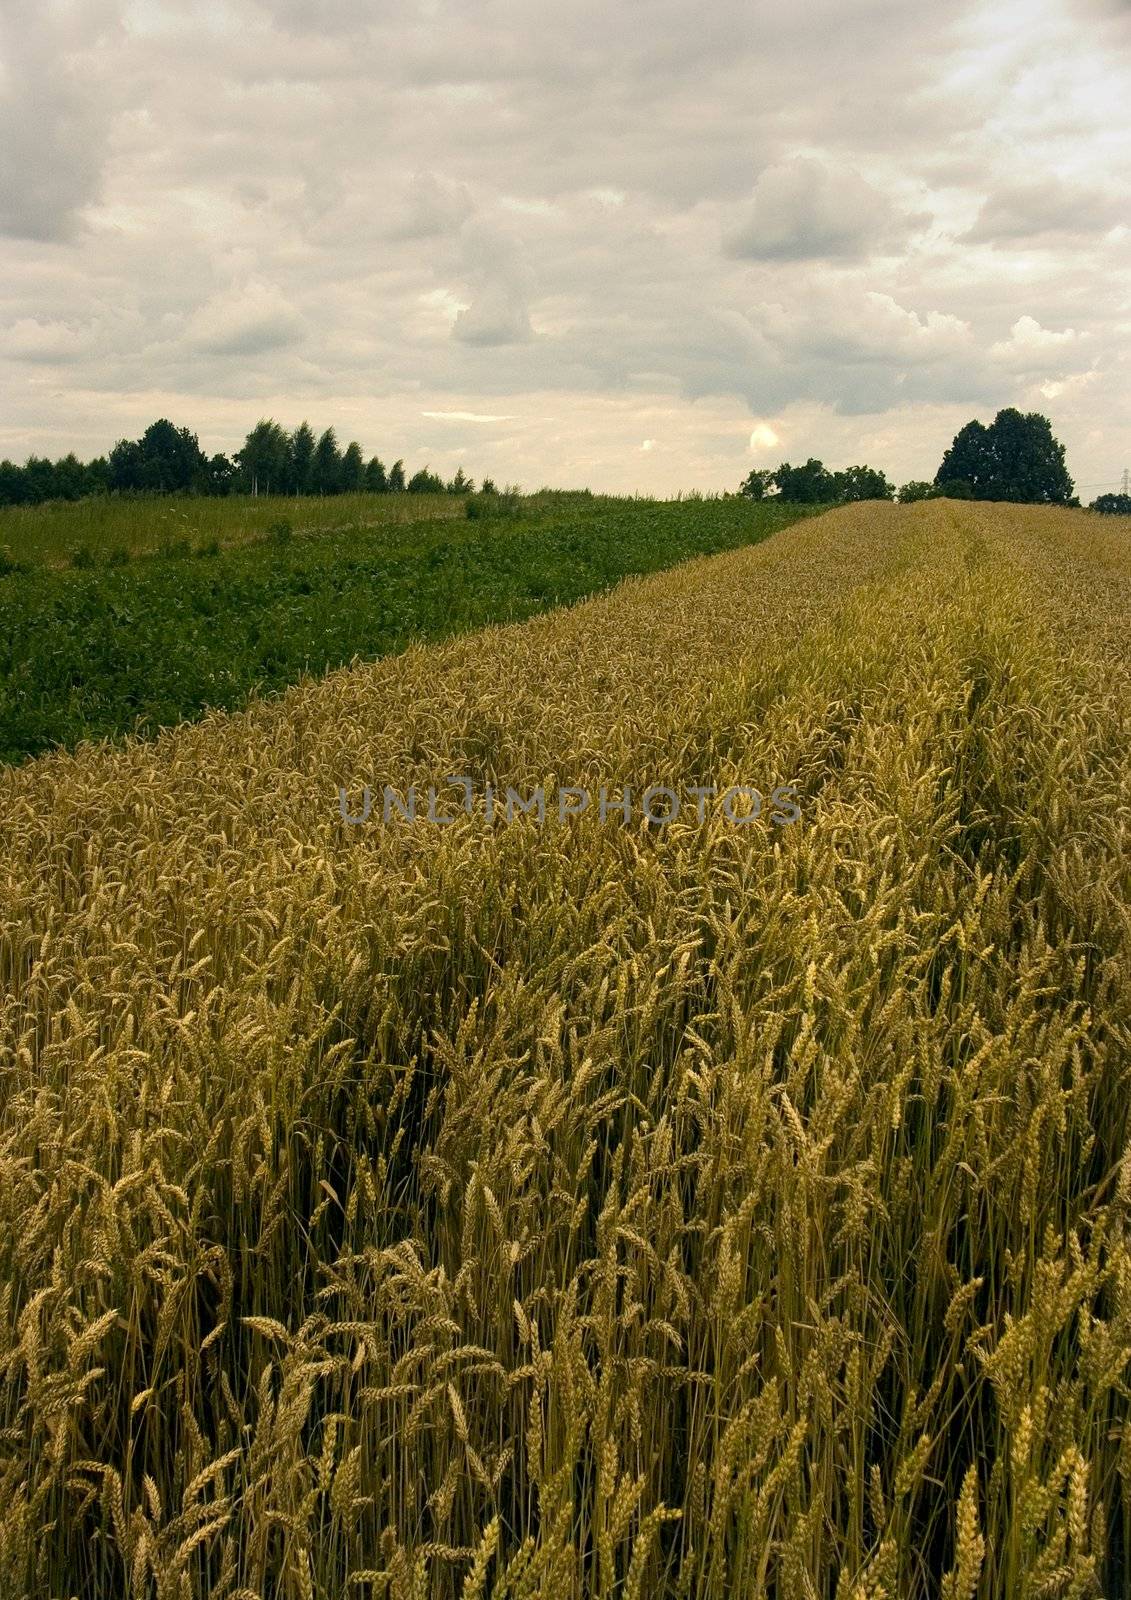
[0,501,1129,1597]
[0,495,811,765]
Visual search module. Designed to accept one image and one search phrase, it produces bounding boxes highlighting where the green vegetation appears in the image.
[0,492,813,765]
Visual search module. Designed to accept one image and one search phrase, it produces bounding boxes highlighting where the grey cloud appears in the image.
[451,219,535,346]
[0,0,121,241]
[385,172,475,241]
[453,284,533,346]
[185,284,306,356]
[964,178,1123,245]
[723,159,913,262]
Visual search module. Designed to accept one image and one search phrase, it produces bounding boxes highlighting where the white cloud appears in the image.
[989,314,1087,370]
[421,409,516,422]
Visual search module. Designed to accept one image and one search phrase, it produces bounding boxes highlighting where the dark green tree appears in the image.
[340,441,366,493]
[53,454,87,501]
[773,459,837,503]
[447,467,474,494]
[364,456,388,492]
[407,466,445,493]
[108,438,144,492]
[237,420,292,497]
[387,459,406,493]
[935,420,994,498]
[22,457,58,503]
[986,408,1073,503]
[290,422,316,495]
[1091,492,1131,515]
[935,410,1073,504]
[0,460,27,505]
[898,480,940,503]
[312,428,343,495]
[833,465,895,502]
[739,468,774,500]
[205,454,237,496]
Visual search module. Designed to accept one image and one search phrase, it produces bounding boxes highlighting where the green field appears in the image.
[0,492,814,765]
[0,490,464,567]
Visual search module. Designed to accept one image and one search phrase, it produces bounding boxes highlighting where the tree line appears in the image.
[741,409,1125,512]
[2,407,1126,515]
[0,418,487,507]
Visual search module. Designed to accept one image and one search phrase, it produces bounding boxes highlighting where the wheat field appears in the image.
[1,499,1129,1598]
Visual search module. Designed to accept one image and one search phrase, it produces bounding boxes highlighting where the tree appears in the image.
[447,467,474,494]
[739,468,774,500]
[23,457,59,503]
[312,428,343,495]
[53,454,87,501]
[935,420,994,499]
[985,407,1073,503]
[290,422,316,495]
[387,459,406,493]
[407,466,445,494]
[898,480,940,503]
[237,420,291,497]
[0,460,26,505]
[365,456,388,492]
[108,438,144,492]
[106,419,209,494]
[833,465,895,502]
[205,454,237,496]
[935,410,1073,504]
[1091,492,1131,515]
[773,459,837,503]
[341,441,366,493]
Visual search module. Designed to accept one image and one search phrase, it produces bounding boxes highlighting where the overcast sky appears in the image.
[2,0,1129,494]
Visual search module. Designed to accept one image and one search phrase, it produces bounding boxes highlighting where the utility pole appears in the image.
[1122,467,1129,497]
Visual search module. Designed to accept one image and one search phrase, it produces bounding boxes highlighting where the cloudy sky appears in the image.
[2,0,1129,494]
